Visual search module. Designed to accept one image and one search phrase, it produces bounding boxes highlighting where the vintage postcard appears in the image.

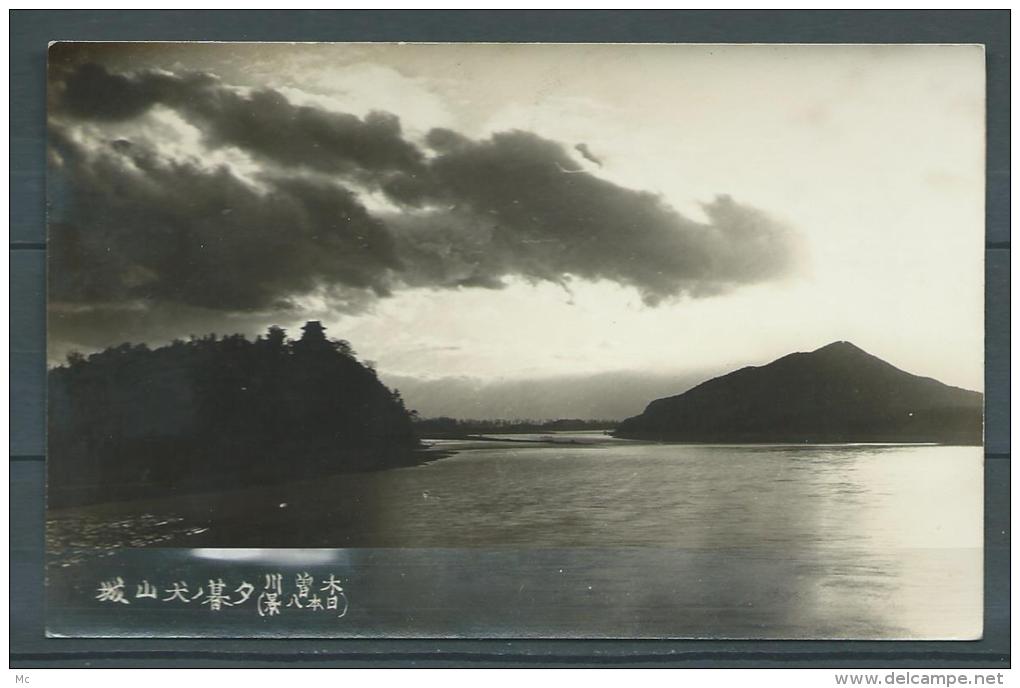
[45,42,985,638]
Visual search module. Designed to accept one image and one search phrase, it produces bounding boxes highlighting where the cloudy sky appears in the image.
[47,42,985,409]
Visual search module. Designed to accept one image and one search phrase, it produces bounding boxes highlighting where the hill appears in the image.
[48,322,420,507]
[614,341,982,445]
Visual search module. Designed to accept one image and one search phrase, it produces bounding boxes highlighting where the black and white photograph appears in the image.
[43,41,985,640]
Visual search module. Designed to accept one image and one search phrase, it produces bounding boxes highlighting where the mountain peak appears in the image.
[804,340,883,366]
[614,342,983,444]
[813,340,865,355]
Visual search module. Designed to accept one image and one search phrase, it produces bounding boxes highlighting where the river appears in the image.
[46,435,982,639]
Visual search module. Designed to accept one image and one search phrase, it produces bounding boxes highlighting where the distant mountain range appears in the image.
[614,341,983,445]
[379,369,716,422]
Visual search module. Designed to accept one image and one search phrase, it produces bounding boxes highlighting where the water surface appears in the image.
[47,438,982,639]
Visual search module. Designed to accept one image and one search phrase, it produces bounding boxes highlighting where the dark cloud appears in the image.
[55,62,426,180]
[48,61,803,347]
[58,62,179,121]
[49,130,400,312]
[393,130,800,304]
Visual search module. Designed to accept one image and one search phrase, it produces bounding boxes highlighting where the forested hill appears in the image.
[48,322,420,507]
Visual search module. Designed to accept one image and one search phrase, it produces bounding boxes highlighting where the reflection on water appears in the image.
[47,439,982,639]
[367,440,980,550]
[47,513,209,567]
